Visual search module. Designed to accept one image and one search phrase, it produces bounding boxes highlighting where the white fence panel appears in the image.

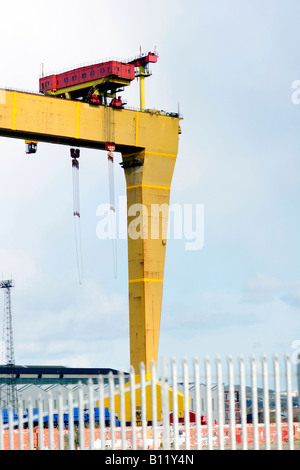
[0,353,299,450]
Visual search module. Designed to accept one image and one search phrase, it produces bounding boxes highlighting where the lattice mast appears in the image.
[0,279,18,409]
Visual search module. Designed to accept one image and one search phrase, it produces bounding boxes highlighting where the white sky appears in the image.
[0,0,300,377]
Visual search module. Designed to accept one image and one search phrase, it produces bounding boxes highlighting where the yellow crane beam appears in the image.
[0,89,181,374]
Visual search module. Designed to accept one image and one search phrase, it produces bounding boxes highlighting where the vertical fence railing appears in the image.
[274,354,282,450]
[0,353,299,450]
[239,355,247,449]
[262,354,270,449]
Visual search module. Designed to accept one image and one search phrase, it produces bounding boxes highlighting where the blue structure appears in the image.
[1,407,120,428]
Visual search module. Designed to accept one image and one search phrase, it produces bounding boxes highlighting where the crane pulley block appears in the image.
[25,140,38,154]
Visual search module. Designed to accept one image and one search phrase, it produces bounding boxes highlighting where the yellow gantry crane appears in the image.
[0,52,184,419]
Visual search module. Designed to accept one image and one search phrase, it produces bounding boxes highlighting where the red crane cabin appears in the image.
[39,60,135,94]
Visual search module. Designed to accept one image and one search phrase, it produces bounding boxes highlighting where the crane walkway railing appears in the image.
[0,353,299,450]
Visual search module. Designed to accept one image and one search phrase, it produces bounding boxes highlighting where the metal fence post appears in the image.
[18,399,24,451]
[239,355,247,450]
[97,375,105,450]
[161,357,170,450]
[228,355,236,450]
[48,391,55,450]
[8,406,13,450]
[261,354,270,450]
[194,356,202,450]
[68,389,75,450]
[171,357,179,450]
[273,354,282,450]
[28,397,34,450]
[205,356,213,450]
[78,383,84,450]
[298,354,300,429]
[58,391,64,450]
[108,372,115,450]
[183,357,190,450]
[150,360,158,450]
[216,355,224,450]
[88,378,95,450]
[285,354,294,450]
[140,362,147,450]
[119,371,126,450]
[130,366,137,450]
[37,394,44,450]
[251,355,259,450]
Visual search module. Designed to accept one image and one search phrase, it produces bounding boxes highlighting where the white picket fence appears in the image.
[0,353,299,450]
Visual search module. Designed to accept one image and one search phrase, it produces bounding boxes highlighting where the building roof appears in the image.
[0,365,127,385]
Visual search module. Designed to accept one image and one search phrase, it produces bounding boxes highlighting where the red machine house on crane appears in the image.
[38,51,159,109]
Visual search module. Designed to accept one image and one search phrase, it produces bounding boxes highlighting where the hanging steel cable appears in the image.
[71,148,83,284]
[106,143,117,279]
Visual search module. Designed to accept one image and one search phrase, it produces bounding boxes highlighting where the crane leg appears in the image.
[122,148,177,374]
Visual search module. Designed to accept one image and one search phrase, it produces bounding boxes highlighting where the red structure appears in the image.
[39,60,135,94]
[38,51,159,108]
[127,51,158,68]
[169,411,207,424]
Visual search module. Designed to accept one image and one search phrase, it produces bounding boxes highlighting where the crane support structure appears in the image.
[0,89,181,374]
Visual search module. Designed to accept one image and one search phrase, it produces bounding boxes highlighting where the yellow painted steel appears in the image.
[46,77,132,97]
[0,90,179,154]
[139,75,145,111]
[0,89,181,376]
[136,65,150,111]
[46,77,132,99]
[124,156,177,373]
[104,381,186,423]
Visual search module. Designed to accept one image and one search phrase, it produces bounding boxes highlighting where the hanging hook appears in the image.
[70,148,83,284]
[71,148,80,217]
[105,142,117,279]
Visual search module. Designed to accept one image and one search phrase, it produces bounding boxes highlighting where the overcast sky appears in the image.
[0,0,300,378]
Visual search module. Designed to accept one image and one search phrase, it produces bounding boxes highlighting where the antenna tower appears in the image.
[0,279,18,409]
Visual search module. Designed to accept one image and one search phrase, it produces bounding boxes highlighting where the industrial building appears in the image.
[0,365,125,412]
[177,383,225,424]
